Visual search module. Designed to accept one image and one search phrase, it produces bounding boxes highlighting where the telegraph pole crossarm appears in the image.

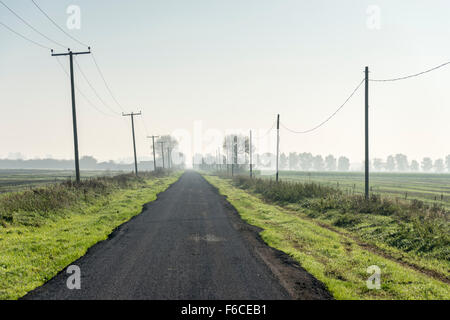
[51,49,91,57]
[51,47,91,183]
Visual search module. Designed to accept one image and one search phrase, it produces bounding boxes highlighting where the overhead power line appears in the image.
[0,0,66,49]
[0,20,51,50]
[31,0,89,48]
[139,116,150,137]
[254,120,276,140]
[73,57,121,116]
[370,61,450,82]
[55,57,117,117]
[281,78,365,134]
[91,53,126,112]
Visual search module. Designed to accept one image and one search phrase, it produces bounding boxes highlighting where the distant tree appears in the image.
[156,135,179,155]
[446,155,450,173]
[434,159,445,173]
[395,154,409,171]
[7,152,25,160]
[421,157,433,172]
[279,153,288,170]
[155,135,179,168]
[288,152,299,170]
[373,158,384,171]
[80,156,98,169]
[337,156,350,171]
[222,134,249,165]
[385,155,395,172]
[410,160,420,172]
[259,153,275,168]
[325,155,337,171]
[312,155,324,171]
[298,152,313,171]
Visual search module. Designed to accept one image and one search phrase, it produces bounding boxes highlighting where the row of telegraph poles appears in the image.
[54,47,170,181]
[57,49,369,199]
[272,67,370,199]
[225,66,370,200]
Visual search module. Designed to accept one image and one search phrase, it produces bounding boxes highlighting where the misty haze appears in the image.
[0,0,448,306]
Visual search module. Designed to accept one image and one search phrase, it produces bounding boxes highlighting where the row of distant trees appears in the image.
[200,151,450,173]
[0,154,186,171]
[198,135,450,173]
[273,153,450,173]
[0,157,151,171]
[372,154,450,173]
[198,135,353,172]
[261,153,352,171]
[0,135,186,171]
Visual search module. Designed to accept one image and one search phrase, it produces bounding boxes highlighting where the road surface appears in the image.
[24,171,330,300]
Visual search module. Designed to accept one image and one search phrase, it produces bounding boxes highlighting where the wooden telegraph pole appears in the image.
[249,130,253,178]
[276,114,280,182]
[147,135,159,171]
[365,67,370,200]
[159,141,165,169]
[122,111,142,176]
[51,48,91,183]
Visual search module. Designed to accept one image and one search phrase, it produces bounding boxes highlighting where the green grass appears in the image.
[257,171,450,209]
[231,175,449,276]
[204,174,450,300]
[0,171,182,300]
[0,169,124,193]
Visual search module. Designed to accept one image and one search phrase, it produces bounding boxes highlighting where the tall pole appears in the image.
[232,135,237,176]
[167,146,171,169]
[122,111,142,176]
[276,114,280,182]
[153,137,157,171]
[227,137,230,175]
[52,48,91,183]
[249,130,253,178]
[147,135,159,171]
[131,115,138,175]
[159,141,165,169]
[216,150,218,171]
[68,52,80,183]
[365,66,370,200]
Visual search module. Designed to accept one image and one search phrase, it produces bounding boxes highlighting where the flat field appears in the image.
[0,169,124,193]
[257,171,450,208]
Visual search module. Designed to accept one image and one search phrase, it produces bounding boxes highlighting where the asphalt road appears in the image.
[24,171,330,300]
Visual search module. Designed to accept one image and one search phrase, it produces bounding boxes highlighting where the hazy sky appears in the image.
[1,0,449,165]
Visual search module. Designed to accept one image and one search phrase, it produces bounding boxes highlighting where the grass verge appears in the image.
[203,174,450,300]
[0,171,181,300]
